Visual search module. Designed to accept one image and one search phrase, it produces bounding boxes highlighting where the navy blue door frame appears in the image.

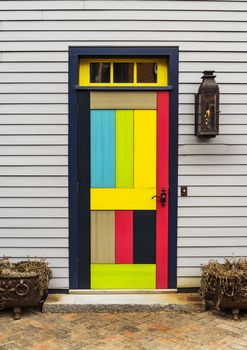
[69,47,179,289]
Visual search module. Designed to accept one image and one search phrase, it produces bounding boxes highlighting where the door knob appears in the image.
[152,188,166,207]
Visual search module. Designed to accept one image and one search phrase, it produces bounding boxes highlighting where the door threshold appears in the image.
[69,289,177,295]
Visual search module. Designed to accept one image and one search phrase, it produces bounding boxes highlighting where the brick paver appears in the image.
[0,309,246,350]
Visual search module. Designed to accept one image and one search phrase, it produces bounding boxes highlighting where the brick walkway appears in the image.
[0,309,247,350]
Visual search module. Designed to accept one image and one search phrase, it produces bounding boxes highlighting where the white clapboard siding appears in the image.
[178,207,247,217]
[0,187,67,197]
[179,166,247,176]
[0,11,43,21]
[51,268,69,279]
[84,1,247,11]
[178,197,247,206]
[0,208,68,217]
[0,218,68,227]
[177,268,201,277]
[0,156,67,165]
[177,277,201,288]
[180,155,247,165]
[2,41,247,53]
[0,238,68,247]
[0,135,67,145]
[178,227,247,237]
[178,247,247,257]
[0,146,68,155]
[179,145,247,155]
[2,31,247,43]
[180,51,247,62]
[0,73,67,83]
[0,105,67,115]
[53,269,69,279]
[49,279,69,289]
[0,84,68,93]
[0,117,68,125]
[41,10,247,22]
[1,1,247,289]
[0,94,68,104]
[0,228,68,237]
[0,166,68,176]
[178,217,247,227]
[4,20,247,33]
[0,198,68,207]
[179,237,247,247]
[0,62,68,73]
[1,1,247,11]
[0,177,67,186]
[2,52,68,62]
[0,1,85,10]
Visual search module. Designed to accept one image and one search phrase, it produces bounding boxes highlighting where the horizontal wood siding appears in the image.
[0,0,246,289]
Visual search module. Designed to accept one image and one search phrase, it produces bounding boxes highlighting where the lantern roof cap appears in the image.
[201,70,216,79]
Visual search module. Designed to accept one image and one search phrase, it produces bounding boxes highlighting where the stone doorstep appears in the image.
[43,292,204,313]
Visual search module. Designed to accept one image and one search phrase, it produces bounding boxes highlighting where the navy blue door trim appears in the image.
[69,47,179,289]
[77,91,91,289]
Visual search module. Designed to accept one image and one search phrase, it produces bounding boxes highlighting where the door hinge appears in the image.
[77,259,80,270]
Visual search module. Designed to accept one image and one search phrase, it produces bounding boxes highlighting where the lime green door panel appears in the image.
[91,264,156,289]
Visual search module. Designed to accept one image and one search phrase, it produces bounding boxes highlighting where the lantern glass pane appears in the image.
[201,93,217,132]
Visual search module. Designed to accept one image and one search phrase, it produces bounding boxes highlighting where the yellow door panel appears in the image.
[134,110,156,188]
[91,188,156,210]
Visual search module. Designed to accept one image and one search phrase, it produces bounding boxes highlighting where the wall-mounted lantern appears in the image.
[195,71,220,137]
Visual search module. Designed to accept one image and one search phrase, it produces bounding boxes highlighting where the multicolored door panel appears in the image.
[78,59,169,289]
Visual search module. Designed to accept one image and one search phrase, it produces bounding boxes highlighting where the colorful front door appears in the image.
[78,59,170,289]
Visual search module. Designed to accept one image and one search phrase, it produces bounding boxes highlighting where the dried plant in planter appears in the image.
[0,257,52,319]
[199,258,247,319]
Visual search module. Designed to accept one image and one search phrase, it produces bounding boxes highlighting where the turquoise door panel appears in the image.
[91,110,116,188]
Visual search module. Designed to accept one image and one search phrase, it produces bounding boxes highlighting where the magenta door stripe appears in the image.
[156,91,169,288]
[115,211,133,264]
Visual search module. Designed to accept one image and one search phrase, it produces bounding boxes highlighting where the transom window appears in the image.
[79,58,168,86]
